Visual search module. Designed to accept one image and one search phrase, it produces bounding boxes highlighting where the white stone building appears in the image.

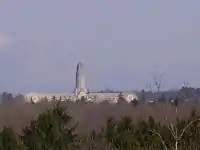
[24,62,138,103]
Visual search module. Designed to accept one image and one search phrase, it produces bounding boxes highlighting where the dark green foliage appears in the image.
[0,127,25,150]
[82,110,200,150]
[23,102,79,150]
[97,116,165,150]
[1,103,200,149]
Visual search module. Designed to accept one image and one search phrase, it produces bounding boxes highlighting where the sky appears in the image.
[0,0,200,93]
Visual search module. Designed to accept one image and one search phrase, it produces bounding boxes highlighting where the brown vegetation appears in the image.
[0,101,198,135]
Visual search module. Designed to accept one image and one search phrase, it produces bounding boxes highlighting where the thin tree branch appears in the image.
[178,118,200,140]
[149,129,168,150]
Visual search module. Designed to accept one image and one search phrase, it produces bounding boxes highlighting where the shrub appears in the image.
[0,127,25,150]
[23,102,79,150]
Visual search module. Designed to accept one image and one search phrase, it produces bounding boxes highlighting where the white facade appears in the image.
[24,62,139,103]
[24,92,138,104]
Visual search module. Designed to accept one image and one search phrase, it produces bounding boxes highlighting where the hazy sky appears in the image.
[0,0,200,93]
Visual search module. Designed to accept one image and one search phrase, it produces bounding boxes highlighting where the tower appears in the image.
[74,61,87,99]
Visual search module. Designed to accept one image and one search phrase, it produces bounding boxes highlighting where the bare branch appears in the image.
[154,73,163,92]
[163,116,200,150]
[168,124,176,138]
[149,129,168,150]
[178,118,200,140]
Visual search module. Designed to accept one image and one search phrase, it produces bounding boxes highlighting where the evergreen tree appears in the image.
[0,127,25,150]
[23,102,79,150]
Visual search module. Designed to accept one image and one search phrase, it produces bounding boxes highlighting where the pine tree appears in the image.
[23,102,79,150]
[0,127,25,150]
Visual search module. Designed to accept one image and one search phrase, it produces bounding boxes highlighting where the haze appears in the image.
[0,0,199,93]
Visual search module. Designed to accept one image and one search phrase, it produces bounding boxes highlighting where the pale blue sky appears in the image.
[0,0,200,93]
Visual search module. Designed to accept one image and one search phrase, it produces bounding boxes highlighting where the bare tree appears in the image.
[150,117,200,150]
[146,83,152,93]
[168,118,200,150]
[154,73,163,93]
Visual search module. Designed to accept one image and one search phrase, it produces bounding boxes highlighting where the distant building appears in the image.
[74,61,88,99]
[24,62,138,103]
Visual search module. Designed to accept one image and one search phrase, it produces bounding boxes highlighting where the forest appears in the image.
[0,100,200,150]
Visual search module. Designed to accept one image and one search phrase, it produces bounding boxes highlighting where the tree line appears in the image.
[0,92,25,103]
[1,85,200,104]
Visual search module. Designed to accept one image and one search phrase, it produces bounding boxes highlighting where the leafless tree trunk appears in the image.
[154,73,163,93]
